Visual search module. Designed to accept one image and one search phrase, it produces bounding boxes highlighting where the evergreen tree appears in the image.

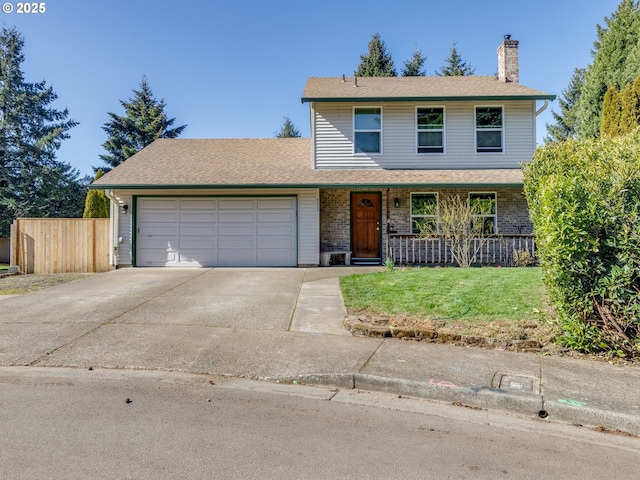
[401,49,427,76]
[619,75,640,131]
[354,33,397,77]
[83,170,110,218]
[98,76,186,170]
[600,86,623,136]
[436,41,476,76]
[576,0,640,139]
[545,68,585,143]
[274,117,302,138]
[599,75,640,136]
[0,27,81,237]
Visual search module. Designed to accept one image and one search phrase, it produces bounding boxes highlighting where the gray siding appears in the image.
[312,101,536,169]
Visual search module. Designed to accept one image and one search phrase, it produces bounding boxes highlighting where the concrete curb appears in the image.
[541,400,640,436]
[268,371,640,436]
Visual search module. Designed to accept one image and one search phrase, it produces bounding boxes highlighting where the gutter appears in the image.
[302,95,557,103]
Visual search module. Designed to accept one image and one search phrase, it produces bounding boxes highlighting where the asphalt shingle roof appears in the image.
[301,76,555,102]
[92,138,525,189]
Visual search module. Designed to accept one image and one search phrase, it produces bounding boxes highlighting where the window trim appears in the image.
[469,191,497,234]
[474,105,504,154]
[410,192,439,234]
[416,106,445,155]
[353,106,383,155]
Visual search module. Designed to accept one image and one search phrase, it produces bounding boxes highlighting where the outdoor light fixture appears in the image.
[394,198,400,208]
[121,204,129,213]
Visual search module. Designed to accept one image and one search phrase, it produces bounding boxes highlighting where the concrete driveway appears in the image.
[0,267,380,371]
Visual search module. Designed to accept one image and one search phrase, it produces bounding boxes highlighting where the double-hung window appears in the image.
[411,193,438,234]
[417,107,444,153]
[354,107,382,154]
[475,106,503,153]
[469,192,497,234]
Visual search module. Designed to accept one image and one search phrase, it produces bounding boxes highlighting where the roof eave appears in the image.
[91,181,524,190]
[302,95,556,103]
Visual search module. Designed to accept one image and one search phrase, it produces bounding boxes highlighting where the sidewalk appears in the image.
[1,267,639,436]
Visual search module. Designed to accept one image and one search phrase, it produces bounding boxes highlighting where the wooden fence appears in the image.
[11,218,112,274]
[386,234,536,266]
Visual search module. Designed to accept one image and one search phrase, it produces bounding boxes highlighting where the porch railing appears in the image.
[385,234,536,266]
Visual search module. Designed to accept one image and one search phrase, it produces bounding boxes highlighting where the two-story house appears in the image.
[92,36,555,268]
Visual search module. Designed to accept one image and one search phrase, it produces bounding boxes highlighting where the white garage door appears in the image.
[136,197,297,267]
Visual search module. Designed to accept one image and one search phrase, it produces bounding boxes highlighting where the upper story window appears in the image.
[469,192,497,234]
[417,107,444,154]
[354,107,382,154]
[475,106,503,153]
[411,193,438,234]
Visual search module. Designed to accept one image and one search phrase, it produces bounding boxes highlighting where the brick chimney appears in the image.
[497,35,519,83]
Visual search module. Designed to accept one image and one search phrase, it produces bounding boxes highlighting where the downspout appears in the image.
[104,189,120,268]
[535,99,549,117]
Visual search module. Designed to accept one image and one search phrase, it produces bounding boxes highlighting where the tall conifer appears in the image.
[98,77,186,170]
[354,33,397,77]
[0,27,82,236]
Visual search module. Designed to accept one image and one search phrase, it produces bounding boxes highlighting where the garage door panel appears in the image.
[258,211,296,222]
[179,237,216,249]
[257,250,295,263]
[219,211,256,223]
[258,224,295,235]
[141,199,179,209]
[258,198,295,208]
[219,199,255,210]
[139,225,179,236]
[142,212,179,223]
[258,236,295,248]
[179,212,217,223]
[138,237,178,250]
[138,249,179,266]
[137,196,296,267]
[216,251,257,265]
[219,224,256,236]
[180,199,217,210]
[179,224,217,236]
[178,250,217,266]
[219,237,255,250]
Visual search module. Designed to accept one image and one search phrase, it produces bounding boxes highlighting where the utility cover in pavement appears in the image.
[492,373,540,394]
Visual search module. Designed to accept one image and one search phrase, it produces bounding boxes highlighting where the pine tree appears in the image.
[545,68,585,143]
[354,33,397,77]
[98,76,186,170]
[401,49,427,76]
[436,41,475,76]
[83,170,110,218]
[576,0,640,139]
[275,117,302,138]
[0,27,82,236]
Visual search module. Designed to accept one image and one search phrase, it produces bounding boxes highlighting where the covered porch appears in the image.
[385,234,536,266]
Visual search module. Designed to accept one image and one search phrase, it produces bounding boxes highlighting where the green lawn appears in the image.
[340,267,551,324]
[0,263,8,272]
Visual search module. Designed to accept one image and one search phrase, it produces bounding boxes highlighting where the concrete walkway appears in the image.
[1,267,639,435]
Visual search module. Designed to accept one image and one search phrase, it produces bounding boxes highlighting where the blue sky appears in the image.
[1,0,623,177]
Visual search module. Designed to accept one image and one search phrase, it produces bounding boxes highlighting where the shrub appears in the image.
[512,249,534,267]
[523,132,640,356]
[83,170,110,218]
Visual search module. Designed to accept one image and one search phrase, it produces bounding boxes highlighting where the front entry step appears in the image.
[351,257,382,265]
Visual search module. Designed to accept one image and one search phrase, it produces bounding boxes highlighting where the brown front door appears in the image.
[351,193,381,259]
